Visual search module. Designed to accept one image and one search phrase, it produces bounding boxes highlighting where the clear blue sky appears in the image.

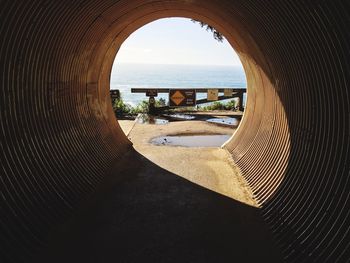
[113,18,242,66]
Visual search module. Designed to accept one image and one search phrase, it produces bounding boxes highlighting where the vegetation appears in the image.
[112,97,167,117]
[112,96,237,118]
[155,98,166,107]
[112,97,133,116]
[197,99,237,111]
[130,100,149,115]
[191,20,224,42]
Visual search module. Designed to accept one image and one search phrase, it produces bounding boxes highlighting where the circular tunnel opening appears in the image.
[1,1,349,262]
[106,18,253,202]
[109,17,247,145]
[93,7,289,205]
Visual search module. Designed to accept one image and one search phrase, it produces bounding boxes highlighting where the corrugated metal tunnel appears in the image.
[0,0,349,262]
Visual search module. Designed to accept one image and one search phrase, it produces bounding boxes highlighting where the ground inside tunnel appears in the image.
[42,149,282,263]
[41,120,283,263]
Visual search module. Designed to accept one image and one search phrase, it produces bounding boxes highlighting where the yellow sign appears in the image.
[224,89,233,97]
[207,89,219,101]
[170,90,185,106]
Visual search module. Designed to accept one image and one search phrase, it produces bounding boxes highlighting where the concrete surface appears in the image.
[118,120,137,135]
[42,120,282,263]
[127,120,257,207]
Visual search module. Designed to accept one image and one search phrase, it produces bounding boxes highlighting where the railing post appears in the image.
[149,96,156,114]
[238,92,244,111]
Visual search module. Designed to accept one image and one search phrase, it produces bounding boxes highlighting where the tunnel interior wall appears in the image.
[0,0,349,262]
[224,2,350,262]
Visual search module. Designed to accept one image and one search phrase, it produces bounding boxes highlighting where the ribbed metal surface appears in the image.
[0,0,349,262]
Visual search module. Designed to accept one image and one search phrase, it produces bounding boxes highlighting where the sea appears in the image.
[110,63,247,107]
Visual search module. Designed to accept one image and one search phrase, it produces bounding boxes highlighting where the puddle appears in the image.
[150,134,232,147]
[162,114,196,121]
[206,118,239,127]
[136,114,169,125]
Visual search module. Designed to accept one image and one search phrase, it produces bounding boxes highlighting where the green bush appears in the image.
[130,100,149,114]
[113,98,167,116]
[224,99,237,110]
[156,98,166,107]
[113,97,237,117]
[112,97,132,116]
[129,98,167,115]
[197,99,237,111]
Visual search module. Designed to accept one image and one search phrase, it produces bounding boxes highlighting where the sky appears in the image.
[113,18,242,66]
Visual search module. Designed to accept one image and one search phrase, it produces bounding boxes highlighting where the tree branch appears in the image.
[191,19,224,42]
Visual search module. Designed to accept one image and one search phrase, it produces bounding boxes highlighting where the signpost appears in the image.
[146,89,158,97]
[110,89,120,99]
[130,88,246,112]
[207,89,219,101]
[169,89,196,107]
[224,89,233,97]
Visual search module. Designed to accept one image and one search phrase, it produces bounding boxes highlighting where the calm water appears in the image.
[110,63,247,107]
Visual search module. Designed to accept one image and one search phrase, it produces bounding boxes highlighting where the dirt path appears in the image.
[118,119,136,135]
[127,120,257,207]
[43,120,282,263]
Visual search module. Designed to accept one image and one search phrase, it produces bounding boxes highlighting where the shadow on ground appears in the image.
[42,149,282,263]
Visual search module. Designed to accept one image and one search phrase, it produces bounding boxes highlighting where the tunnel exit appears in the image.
[1,1,349,263]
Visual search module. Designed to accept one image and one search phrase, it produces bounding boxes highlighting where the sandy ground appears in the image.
[122,119,257,207]
[118,119,136,135]
[42,119,282,263]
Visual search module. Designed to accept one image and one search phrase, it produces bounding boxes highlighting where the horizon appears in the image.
[115,62,243,66]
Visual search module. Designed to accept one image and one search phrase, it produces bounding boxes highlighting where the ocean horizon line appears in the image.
[113,62,244,68]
